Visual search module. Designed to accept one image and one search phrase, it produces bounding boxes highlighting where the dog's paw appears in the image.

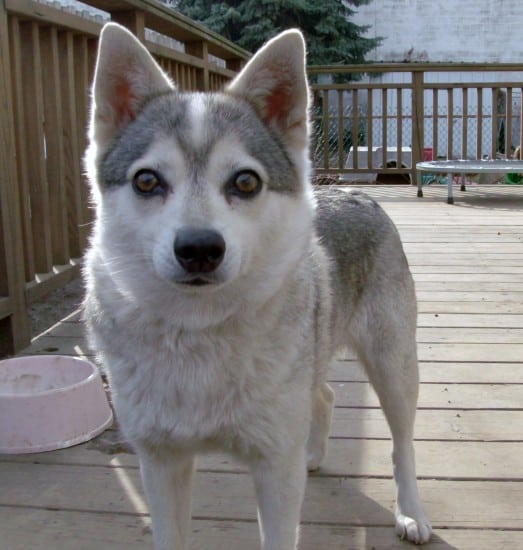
[306,449,325,472]
[395,512,432,545]
[306,453,321,472]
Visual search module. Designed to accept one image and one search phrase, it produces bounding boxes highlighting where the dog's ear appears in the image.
[89,23,174,150]
[226,29,309,149]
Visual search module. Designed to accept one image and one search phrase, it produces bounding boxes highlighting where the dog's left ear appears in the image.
[226,29,309,149]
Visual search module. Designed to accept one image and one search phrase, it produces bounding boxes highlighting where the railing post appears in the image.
[110,9,146,42]
[186,40,209,91]
[411,69,424,186]
[0,0,31,355]
[226,58,244,73]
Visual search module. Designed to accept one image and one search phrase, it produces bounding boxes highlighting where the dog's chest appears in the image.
[106,316,312,453]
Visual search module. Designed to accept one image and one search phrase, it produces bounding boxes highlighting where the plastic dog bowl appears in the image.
[0,355,113,454]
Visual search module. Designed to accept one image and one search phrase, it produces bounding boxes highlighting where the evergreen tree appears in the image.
[173,0,380,66]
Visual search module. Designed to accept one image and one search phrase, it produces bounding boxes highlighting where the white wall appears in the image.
[353,0,523,63]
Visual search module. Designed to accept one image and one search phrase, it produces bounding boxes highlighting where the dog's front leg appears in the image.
[137,448,195,550]
[251,445,307,550]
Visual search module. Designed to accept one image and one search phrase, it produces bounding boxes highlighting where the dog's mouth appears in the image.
[178,277,214,287]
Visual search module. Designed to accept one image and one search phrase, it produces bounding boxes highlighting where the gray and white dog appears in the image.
[84,23,431,549]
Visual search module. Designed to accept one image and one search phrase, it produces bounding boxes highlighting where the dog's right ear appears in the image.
[89,23,174,151]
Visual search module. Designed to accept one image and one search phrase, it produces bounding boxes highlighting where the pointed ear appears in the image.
[226,29,309,149]
[89,23,174,150]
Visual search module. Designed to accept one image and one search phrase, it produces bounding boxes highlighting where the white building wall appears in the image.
[353,0,523,63]
[346,1,523,157]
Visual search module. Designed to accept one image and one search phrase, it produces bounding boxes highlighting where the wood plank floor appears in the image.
[2,184,523,549]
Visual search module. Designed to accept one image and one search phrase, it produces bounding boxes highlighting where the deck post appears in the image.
[0,0,31,354]
[411,70,425,189]
[110,9,146,42]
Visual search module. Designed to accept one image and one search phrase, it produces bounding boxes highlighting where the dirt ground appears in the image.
[28,278,85,339]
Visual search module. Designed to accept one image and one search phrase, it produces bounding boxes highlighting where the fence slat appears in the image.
[506,87,513,158]
[461,88,468,159]
[352,90,359,170]
[337,90,344,170]
[432,89,438,159]
[20,21,53,274]
[367,88,373,168]
[322,90,329,169]
[491,88,499,158]
[476,87,483,158]
[381,88,387,168]
[73,35,92,253]
[40,26,69,265]
[446,88,453,158]
[0,8,31,354]
[520,88,523,156]
[8,15,34,281]
[58,30,82,259]
[397,89,403,168]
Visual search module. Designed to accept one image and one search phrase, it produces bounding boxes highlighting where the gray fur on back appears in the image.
[313,186,413,335]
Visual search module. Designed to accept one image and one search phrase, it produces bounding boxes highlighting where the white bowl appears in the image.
[0,355,113,454]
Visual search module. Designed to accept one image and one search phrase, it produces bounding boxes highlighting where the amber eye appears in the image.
[132,169,165,197]
[230,170,262,198]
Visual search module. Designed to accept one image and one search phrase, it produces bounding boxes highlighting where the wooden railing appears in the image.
[2,0,523,357]
[309,64,523,183]
[0,0,249,356]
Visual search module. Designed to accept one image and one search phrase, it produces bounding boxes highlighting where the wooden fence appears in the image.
[0,0,249,356]
[2,0,523,356]
[309,64,523,183]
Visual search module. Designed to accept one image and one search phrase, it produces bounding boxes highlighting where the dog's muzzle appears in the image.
[174,227,226,276]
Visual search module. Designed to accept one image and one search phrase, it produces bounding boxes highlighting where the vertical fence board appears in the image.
[337,90,344,169]
[8,15,34,281]
[505,87,513,157]
[411,71,424,183]
[20,22,52,274]
[322,90,329,169]
[40,26,68,265]
[491,88,499,158]
[351,90,358,169]
[367,88,373,168]
[381,88,387,168]
[74,35,91,252]
[446,88,453,158]
[397,89,403,168]
[432,89,438,159]
[0,8,31,354]
[476,87,483,158]
[519,88,523,155]
[185,40,209,91]
[461,88,468,159]
[59,30,82,259]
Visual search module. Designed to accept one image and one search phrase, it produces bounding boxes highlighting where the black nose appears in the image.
[174,228,226,274]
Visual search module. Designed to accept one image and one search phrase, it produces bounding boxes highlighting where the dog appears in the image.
[84,23,432,549]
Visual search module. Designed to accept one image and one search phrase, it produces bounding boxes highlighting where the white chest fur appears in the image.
[90,290,315,458]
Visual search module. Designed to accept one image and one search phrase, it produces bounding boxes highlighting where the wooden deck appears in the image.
[2,184,523,549]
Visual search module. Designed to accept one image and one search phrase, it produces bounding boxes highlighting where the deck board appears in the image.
[2,184,523,548]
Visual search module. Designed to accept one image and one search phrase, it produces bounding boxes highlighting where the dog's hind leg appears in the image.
[306,382,335,471]
[137,448,195,550]
[349,300,432,544]
[251,444,307,550]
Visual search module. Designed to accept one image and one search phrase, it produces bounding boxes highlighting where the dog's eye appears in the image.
[230,170,262,198]
[132,170,165,197]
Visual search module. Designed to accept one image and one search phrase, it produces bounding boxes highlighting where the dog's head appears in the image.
[86,24,314,325]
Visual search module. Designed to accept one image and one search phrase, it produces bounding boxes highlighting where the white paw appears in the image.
[395,513,432,545]
[306,451,322,472]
